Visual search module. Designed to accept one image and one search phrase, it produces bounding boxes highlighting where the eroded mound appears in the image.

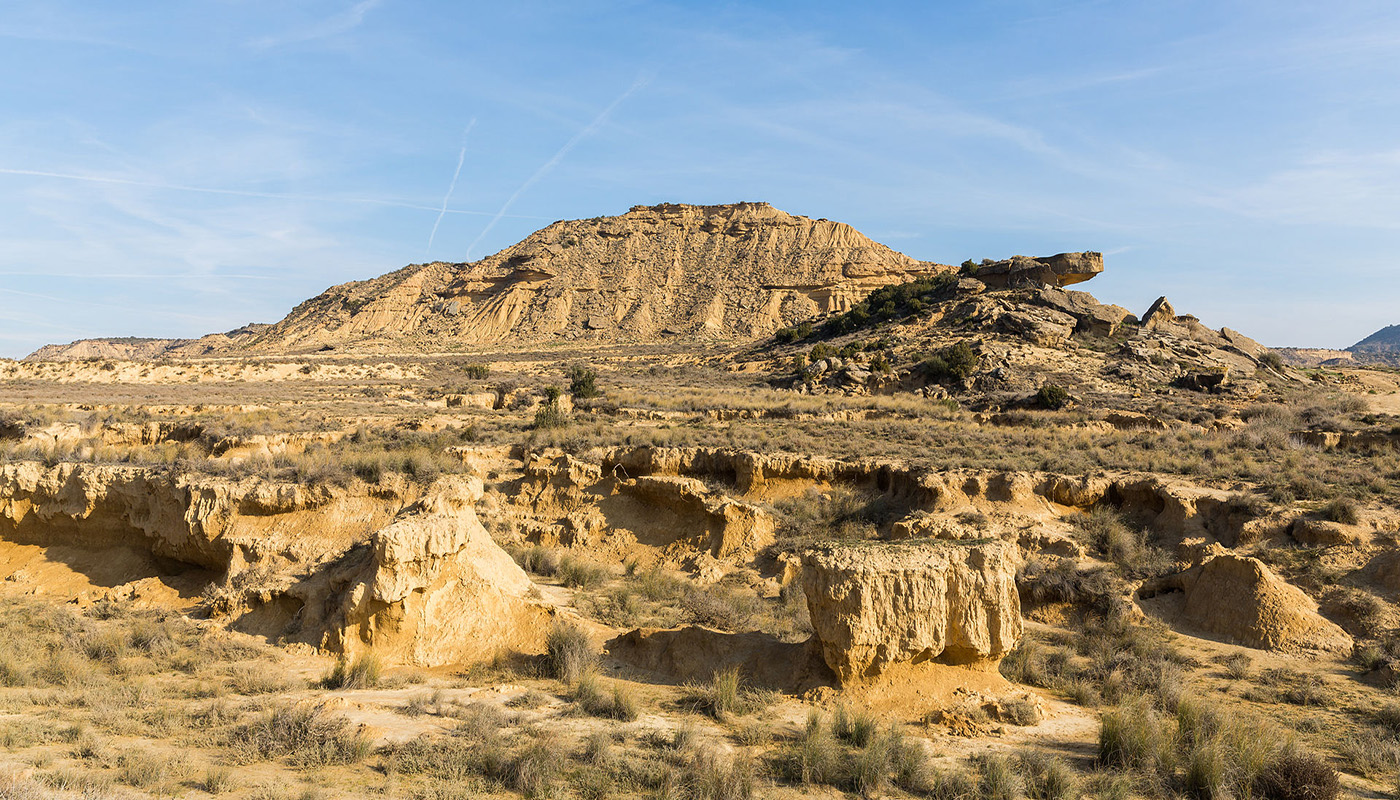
[1139,554,1352,653]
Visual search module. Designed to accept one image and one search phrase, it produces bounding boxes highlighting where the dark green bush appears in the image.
[566,365,600,399]
[1036,384,1070,410]
[921,341,980,383]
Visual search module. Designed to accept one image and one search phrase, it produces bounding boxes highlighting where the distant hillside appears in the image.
[1343,324,1400,367]
[27,325,268,362]
[1352,324,1400,352]
[239,202,952,353]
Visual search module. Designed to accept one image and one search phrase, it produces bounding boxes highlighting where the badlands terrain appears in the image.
[3,202,1400,800]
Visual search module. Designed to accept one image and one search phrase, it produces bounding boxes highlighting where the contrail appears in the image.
[0,167,550,220]
[426,119,477,257]
[465,74,650,260]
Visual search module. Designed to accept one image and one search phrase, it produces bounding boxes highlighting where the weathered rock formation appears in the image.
[801,541,1022,683]
[290,478,550,666]
[225,202,949,353]
[969,252,1103,288]
[600,446,1264,547]
[1138,554,1351,652]
[0,462,549,666]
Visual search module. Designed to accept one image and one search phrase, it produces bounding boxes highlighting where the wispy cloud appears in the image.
[466,75,650,259]
[426,119,477,257]
[1200,149,1400,229]
[0,166,549,220]
[250,0,381,50]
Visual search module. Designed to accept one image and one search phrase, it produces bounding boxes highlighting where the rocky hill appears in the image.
[29,203,951,359]
[1349,324,1400,366]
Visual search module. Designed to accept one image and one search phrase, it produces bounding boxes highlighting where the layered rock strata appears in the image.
[801,540,1022,683]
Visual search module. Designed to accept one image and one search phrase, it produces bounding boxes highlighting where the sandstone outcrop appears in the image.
[222,202,950,353]
[969,252,1103,288]
[601,446,1263,546]
[1138,554,1351,652]
[0,462,551,667]
[291,478,550,666]
[801,540,1022,683]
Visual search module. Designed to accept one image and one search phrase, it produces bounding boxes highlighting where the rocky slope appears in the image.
[234,202,947,354]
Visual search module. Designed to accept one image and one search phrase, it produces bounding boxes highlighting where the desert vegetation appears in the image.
[4,221,1400,799]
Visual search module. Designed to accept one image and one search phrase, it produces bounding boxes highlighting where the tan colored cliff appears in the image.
[801,540,1022,684]
[0,462,549,666]
[233,202,950,352]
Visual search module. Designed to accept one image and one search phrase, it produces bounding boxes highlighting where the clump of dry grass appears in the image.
[545,618,597,683]
[226,702,370,768]
[681,667,778,720]
[321,653,381,689]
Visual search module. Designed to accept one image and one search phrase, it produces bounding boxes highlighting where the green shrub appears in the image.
[775,321,814,343]
[462,364,490,379]
[1036,384,1070,410]
[533,401,571,430]
[921,340,980,382]
[567,365,600,399]
[818,273,958,336]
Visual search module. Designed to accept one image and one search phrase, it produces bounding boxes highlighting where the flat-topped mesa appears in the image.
[235,202,952,352]
[970,251,1103,289]
[801,540,1022,685]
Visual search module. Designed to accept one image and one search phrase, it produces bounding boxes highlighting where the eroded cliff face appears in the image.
[0,463,550,667]
[288,478,551,666]
[801,541,1022,684]
[240,202,950,352]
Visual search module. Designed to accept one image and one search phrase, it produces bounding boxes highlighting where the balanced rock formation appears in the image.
[1138,554,1351,652]
[801,540,1022,684]
[969,252,1103,288]
[195,203,948,353]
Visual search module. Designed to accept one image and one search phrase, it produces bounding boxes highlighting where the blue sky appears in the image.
[2,1,1398,358]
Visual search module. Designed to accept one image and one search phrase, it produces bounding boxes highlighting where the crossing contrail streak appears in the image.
[426,119,477,257]
[465,74,649,260]
[0,167,550,220]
